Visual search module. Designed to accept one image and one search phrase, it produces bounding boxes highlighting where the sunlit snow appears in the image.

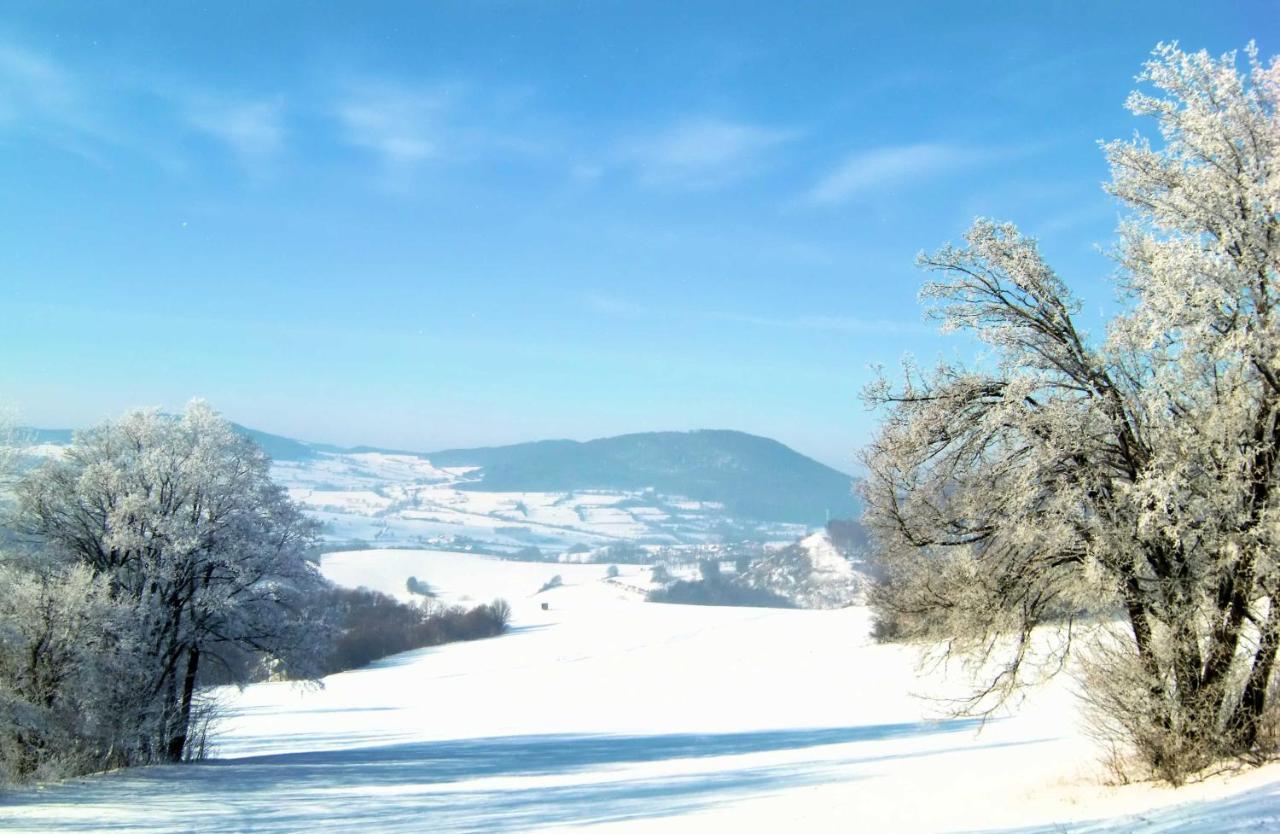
[3,549,1278,833]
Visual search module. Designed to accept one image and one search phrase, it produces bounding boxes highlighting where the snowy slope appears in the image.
[4,549,1280,832]
[743,530,868,608]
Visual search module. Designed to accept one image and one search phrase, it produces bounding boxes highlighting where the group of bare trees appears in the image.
[0,403,331,781]
[862,43,1279,782]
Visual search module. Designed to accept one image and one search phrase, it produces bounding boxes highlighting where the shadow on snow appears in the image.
[960,777,1280,834]
[0,719,1038,833]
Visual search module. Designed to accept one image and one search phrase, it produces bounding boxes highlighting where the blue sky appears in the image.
[0,1,1274,471]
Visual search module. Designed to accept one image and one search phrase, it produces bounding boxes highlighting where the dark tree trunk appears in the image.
[166,644,200,762]
[1231,603,1280,750]
[1121,575,1158,678]
[1200,552,1255,698]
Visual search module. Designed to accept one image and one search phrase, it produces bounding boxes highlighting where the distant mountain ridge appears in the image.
[23,425,860,527]
[426,430,859,525]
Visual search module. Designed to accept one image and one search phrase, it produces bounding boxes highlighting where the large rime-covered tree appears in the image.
[862,43,1279,781]
[13,402,328,764]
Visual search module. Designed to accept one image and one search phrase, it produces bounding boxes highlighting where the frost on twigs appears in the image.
[862,42,1280,784]
[0,402,331,782]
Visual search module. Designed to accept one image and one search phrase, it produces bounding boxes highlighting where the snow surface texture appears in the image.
[272,451,807,552]
[3,549,1279,833]
[743,530,866,608]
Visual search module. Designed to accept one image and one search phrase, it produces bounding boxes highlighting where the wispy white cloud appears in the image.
[184,98,284,163]
[0,41,68,112]
[0,39,282,174]
[333,81,471,173]
[0,40,123,158]
[619,117,798,189]
[331,78,564,186]
[803,143,987,206]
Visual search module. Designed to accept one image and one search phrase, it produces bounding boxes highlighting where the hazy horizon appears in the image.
[2,1,1273,472]
[19,415,863,475]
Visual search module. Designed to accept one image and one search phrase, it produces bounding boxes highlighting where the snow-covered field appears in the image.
[272,451,806,551]
[3,549,1279,833]
[18,442,810,553]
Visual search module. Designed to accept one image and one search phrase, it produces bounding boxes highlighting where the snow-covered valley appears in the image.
[4,549,1279,833]
[5,4,1275,830]
[272,448,810,554]
[15,429,848,565]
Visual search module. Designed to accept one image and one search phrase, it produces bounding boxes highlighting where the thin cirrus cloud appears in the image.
[803,142,989,206]
[619,117,799,189]
[0,38,280,172]
[0,40,122,155]
[331,79,558,178]
[0,40,74,121]
[334,82,450,170]
[183,98,285,164]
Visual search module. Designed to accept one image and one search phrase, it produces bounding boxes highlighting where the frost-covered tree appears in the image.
[12,402,329,765]
[862,43,1279,781]
[0,563,125,781]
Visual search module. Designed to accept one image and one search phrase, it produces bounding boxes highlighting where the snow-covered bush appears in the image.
[0,563,124,782]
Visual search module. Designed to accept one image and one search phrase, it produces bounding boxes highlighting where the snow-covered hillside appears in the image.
[4,549,1279,833]
[272,449,809,553]
[17,428,834,553]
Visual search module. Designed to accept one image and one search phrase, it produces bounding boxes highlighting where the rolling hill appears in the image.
[426,430,859,526]
[21,424,862,543]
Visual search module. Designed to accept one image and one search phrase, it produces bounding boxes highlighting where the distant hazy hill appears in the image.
[23,425,860,528]
[22,428,73,445]
[231,425,322,461]
[22,424,321,462]
[426,430,859,526]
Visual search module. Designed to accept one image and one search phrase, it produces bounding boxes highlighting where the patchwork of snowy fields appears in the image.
[3,549,1279,833]
[273,451,806,551]
[17,441,811,553]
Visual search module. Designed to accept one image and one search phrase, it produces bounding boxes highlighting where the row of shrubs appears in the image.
[323,587,511,674]
[647,580,794,608]
[199,585,511,685]
[646,561,794,609]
